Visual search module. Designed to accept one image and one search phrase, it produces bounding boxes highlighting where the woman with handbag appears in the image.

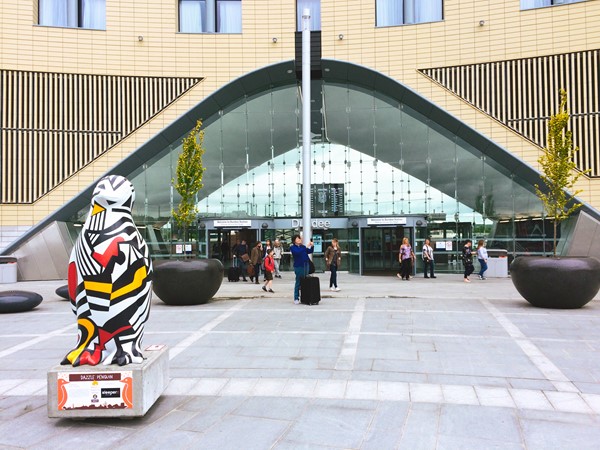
[250,241,263,284]
[397,237,415,281]
[324,238,342,291]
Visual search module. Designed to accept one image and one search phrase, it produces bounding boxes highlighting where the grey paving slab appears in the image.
[1,274,600,448]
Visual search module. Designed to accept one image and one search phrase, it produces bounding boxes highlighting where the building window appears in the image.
[179,0,242,33]
[297,0,320,31]
[376,0,443,27]
[39,0,106,29]
[521,0,585,9]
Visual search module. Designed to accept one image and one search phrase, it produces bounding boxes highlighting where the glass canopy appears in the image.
[118,81,543,237]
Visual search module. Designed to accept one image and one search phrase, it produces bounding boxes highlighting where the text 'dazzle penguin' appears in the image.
[62,175,153,367]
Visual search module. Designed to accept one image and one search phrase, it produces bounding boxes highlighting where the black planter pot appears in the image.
[152,259,224,305]
[510,256,600,309]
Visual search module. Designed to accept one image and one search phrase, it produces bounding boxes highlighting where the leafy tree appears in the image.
[535,89,586,256]
[172,120,205,245]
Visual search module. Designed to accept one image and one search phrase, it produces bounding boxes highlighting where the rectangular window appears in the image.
[297,0,321,31]
[376,0,442,27]
[179,0,241,33]
[521,0,585,9]
[39,0,106,29]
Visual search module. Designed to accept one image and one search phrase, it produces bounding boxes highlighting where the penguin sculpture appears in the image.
[62,175,153,366]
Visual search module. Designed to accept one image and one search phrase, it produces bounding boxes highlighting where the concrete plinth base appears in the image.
[47,345,169,419]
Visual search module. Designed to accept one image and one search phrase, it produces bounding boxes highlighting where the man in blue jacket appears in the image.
[290,234,314,304]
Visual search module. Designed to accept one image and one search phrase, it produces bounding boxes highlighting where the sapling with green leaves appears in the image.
[535,89,587,256]
[172,120,205,248]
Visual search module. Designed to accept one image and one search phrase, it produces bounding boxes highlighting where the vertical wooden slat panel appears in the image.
[2,70,200,203]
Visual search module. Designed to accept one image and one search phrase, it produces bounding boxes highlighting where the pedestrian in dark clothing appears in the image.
[290,234,314,304]
[462,239,474,282]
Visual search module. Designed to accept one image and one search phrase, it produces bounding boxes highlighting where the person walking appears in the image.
[324,238,342,291]
[273,239,283,278]
[397,237,415,280]
[476,239,489,280]
[290,234,314,304]
[422,238,436,278]
[462,239,475,282]
[250,241,263,284]
[262,239,273,282]
[262,248,275,293]
[233,239,249,281]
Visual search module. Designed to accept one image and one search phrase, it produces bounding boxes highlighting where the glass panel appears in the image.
[376,0,403,26]
[81,0,106,29]
[521,0,585,9]
[414,0,443,23]
[521,0,552,8]
[39,0,77,27]
[217,0,242,33]
[180,0,206,32]
[297,0,321,31]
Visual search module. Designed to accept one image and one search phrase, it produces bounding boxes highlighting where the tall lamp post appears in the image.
[301,8,312,245]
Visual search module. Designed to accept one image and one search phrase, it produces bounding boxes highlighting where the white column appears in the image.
[301,8,312,245]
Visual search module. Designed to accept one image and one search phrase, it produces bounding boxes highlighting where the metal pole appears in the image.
[301,8,312,246]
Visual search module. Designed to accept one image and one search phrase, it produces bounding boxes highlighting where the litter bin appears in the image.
[0,257,18,283]
[485,249,508,278]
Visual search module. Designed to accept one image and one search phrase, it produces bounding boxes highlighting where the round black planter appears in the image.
[0,290,43,313]
[152,259,224,305]
[55,284,70,300]
[510,256,600,309]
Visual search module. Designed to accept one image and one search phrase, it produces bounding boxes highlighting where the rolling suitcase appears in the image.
[228,266,241,282]
[300,276,320,305]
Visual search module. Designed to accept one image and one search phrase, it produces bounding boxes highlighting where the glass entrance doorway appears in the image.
[362,227,412,274]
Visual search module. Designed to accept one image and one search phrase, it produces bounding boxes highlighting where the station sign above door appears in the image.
[213,220,252,228]
[366,217,407,226]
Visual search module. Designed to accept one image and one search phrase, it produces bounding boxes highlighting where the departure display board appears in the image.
[310,184,344,217]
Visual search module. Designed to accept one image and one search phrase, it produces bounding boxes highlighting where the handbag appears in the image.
[308,259,315,274]
[247,264,255,276]
[241,254,250,262]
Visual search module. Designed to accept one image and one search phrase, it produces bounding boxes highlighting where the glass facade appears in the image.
[67,76,553,273]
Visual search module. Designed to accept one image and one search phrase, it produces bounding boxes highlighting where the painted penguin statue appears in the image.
[62,175,153,366]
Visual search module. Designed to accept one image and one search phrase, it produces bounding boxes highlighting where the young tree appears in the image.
[535,89,586,256]
[172,120,205,246]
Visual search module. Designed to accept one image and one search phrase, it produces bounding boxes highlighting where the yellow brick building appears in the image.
[1,0,600,279]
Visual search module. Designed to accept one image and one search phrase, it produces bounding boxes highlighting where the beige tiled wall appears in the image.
[1,0,599,232]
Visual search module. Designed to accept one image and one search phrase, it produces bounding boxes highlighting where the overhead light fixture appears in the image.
[338,34,344,40]
[138,35,144,41]
[479,20,485,26]
[272,37,278,43]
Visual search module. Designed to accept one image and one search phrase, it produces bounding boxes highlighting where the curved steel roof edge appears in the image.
[2,59,597,255]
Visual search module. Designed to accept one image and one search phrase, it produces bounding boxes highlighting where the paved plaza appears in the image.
[1,272,600,449]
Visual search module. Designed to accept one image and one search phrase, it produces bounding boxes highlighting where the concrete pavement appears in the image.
[1,272,600,449]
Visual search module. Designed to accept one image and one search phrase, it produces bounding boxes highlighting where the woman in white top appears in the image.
[273,239,283,278]
[476,239,488,280]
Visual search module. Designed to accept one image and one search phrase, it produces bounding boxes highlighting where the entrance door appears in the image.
[207,229,257,267]
[362,227,412,273]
